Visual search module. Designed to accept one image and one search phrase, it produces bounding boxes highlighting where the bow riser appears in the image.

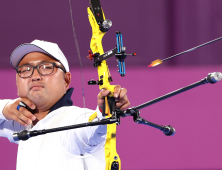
[88,7,115,92]
[88,6,121,170]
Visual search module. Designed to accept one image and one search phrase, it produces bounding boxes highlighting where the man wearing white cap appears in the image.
[0,40,130,170]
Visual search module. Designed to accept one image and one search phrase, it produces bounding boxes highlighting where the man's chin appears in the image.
[28,93,46,105]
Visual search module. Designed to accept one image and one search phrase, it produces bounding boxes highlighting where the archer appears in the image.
[0,39,130,170]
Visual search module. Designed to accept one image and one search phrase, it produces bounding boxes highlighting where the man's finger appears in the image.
[114,85,121,98]
[98,89,110,99]
[119,101,130,110]
[114,87,127,101]
[11,114,29,127]
[20,98,36,110]
[116,95,130,109]
[18,107,36,121]
[14,109,33,125]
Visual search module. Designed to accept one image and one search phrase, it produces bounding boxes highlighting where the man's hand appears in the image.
[2,98,36,127]
[97,85,130,111]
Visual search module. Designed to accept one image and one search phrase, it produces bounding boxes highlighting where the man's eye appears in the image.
[19,67,31,73]
[42,65,53,69]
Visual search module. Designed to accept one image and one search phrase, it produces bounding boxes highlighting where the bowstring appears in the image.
[68,0,86,110]
[68,1,88,168]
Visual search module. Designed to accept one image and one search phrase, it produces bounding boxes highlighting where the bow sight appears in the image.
[87,31,136,78]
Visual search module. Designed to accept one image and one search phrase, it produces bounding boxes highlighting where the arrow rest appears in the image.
[88,79,103,85]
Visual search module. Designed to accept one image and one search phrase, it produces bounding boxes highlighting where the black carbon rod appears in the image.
[13,118,117,141]
[133,72,222,111]
[134,116,175,136]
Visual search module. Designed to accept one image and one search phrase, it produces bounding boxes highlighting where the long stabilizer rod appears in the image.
[131,72,222,111]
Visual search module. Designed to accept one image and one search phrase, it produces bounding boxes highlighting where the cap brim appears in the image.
[10,43,57,69]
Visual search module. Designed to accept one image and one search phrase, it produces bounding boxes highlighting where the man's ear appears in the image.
[64,72,71,90]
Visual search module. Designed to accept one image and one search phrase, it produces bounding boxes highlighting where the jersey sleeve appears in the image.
[59,106,107,155]
[0,99,25,144]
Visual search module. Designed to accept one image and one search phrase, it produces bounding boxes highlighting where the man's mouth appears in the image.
[30,84,44,90]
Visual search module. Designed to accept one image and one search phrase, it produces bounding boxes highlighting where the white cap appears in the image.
[10,40,69,72]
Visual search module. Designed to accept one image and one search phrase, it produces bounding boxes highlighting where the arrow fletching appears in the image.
[148,59,163,67]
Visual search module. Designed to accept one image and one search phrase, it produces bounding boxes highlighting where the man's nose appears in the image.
[31,68,42,81]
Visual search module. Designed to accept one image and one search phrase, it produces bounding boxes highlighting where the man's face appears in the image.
[16,52,71,110]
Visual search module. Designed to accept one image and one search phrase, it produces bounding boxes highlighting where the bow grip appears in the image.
[103,95,116,117]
